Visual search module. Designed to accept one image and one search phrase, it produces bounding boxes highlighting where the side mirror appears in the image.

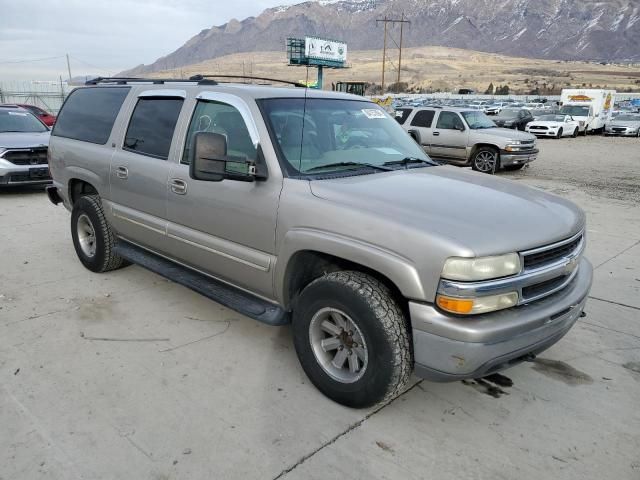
[190,132,266,183]
[457,124,466,132]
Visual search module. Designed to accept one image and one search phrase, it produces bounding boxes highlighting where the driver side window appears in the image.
[182,100,256,165]
[436,111,464,130]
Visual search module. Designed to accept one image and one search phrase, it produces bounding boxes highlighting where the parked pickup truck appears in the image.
[398,107,538,173]
[47,78,592,408]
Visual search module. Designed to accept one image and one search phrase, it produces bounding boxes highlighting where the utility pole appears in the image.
[66,53,72,81]
[376,14,410,93]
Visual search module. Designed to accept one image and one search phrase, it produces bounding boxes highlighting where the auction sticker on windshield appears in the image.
[362,109,386,119]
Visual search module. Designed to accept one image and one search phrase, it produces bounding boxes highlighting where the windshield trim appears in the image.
[256,97,434,180]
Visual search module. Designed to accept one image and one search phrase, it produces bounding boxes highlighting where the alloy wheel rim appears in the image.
[309,307,369,383]
[77,214,97,258]
[475,151,496,172]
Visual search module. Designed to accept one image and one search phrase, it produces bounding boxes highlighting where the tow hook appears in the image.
[580,311,587,318]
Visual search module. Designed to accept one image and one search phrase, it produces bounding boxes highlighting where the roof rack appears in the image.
[85,76,218,86]
[189,74,307,88]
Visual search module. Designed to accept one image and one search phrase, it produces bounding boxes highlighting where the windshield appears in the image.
[260,98,432,175]
[560,105,590,116]
[496,109,519,119]
[0,109,48,133]
[461,111,496,129]
[615,115,640,121]
[538,115,567,122]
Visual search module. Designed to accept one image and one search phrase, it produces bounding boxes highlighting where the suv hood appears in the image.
[0,131,50,149]
[309,167,584,256]
[479,127,534,141]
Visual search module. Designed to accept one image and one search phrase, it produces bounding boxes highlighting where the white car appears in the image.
[525,114,580,138]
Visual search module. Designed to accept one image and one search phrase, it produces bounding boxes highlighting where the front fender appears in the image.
[274,227,426,305]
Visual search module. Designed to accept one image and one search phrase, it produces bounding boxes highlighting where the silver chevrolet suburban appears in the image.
[47,77,592,408]
[398,107,538,173]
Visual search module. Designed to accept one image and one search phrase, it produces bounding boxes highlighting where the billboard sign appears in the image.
[305,37,347,64]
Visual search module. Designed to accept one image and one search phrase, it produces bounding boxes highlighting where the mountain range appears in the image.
[121,0,640,76]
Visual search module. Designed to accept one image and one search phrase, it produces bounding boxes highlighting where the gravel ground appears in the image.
[503,135,640,205]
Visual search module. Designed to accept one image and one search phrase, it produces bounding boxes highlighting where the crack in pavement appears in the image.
[594,239,640,270]
[271,380,424,480]
[588,296,640,312]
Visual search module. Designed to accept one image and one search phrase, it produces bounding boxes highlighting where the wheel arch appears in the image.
[276,231,425,312]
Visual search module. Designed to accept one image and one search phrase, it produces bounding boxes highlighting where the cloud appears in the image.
[0,0,302,81]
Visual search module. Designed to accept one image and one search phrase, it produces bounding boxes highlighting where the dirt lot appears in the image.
[1,135,639,480]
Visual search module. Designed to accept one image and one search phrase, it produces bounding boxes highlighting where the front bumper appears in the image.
[0,163,51,186]
[527,129,559,137]
[605,130,638,137]
[499,148,538,167]
[410,257,593,381]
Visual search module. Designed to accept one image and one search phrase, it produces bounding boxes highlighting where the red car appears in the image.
[16,104,56,127]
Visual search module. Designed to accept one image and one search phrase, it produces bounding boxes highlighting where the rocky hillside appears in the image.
[122,0,640,75]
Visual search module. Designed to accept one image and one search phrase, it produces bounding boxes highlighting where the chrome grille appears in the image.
[523,234,583,270]
[2,147,48,165]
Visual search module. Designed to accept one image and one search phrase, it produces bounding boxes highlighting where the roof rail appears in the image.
[85,76,218,86]
[189,74,306,88]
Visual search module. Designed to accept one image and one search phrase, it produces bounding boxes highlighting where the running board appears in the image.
[114,240,289,326]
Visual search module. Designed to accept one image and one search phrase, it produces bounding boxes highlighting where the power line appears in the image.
[0,55,65,65]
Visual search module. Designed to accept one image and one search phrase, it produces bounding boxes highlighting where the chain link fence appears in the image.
[0,81,73,114]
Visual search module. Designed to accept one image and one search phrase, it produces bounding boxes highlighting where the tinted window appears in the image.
[410,110,435,128]
[182,100,256,165]
[394,108,413,125]
[124,98,183,160]
[52,87,129,144]
[436,111,464,130]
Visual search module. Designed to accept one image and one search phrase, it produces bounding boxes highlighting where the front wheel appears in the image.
[71,195,129,273]
[556,128,563,139]
[572,128,579,138]
[292,271,411,408]
[472,147,499,174]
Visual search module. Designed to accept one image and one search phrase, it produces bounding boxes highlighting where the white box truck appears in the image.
[559,89,615,134]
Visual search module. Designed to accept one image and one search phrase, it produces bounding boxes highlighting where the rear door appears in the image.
[430,111,469,161]
[407,109,435,153]
[108,89,185,253]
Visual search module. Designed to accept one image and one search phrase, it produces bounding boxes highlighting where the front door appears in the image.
[109,90,185,253]
[165,93,282,299]
[430,111,469,161]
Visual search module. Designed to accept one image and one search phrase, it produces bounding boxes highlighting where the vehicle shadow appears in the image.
[0,185,48,196]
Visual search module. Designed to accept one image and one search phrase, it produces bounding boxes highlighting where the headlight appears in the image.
[442,253,521,281]
[436,292,519,315]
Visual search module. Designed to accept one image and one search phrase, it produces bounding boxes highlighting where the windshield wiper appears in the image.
[305,162,393,173]
[383,157,437,168]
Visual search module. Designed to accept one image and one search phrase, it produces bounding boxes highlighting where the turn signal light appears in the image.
[436,295,474,314]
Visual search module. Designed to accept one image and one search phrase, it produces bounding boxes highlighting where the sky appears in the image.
[0,0,302,82]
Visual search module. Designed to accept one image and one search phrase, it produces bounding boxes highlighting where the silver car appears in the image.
[47,78,592,408]
[605,114,640,137]
[0,105,51,186]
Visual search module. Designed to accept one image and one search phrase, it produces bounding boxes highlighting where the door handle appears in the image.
[433,131,440,136]
[169,179,187,195]
[115,166,128,179]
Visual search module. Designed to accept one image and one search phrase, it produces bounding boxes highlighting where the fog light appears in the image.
[436,292,519,315]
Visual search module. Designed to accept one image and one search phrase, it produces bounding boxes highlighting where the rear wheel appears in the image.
[472,147,499,174]
[292,271,411,408]
[71,195,129,273]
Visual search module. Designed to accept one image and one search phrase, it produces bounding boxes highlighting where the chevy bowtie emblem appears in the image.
[565,257,578,274]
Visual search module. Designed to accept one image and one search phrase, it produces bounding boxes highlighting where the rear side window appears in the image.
[124,98,183,160]
[410,110,435,128]
[394,108,413,125]
[52,87,129,144]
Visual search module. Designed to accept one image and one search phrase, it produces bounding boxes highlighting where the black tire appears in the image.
[292,271,411,408]
[504,164,525,171]
[471,146,500,174]
[572,128,578,138]
[556,128,563,139]
[71,195,129,273]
